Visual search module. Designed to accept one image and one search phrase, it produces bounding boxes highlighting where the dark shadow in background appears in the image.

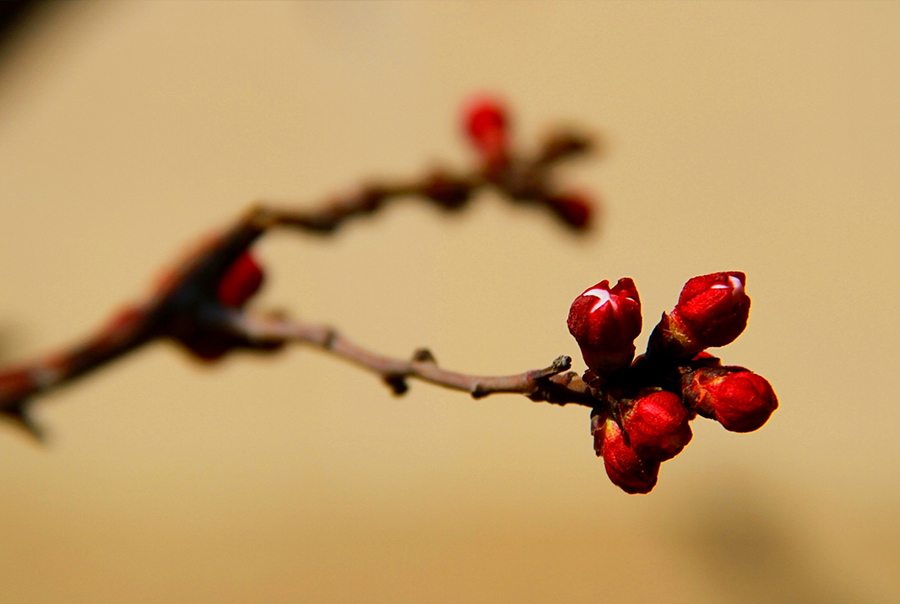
[0,1,45,61]
[666,470,869,604]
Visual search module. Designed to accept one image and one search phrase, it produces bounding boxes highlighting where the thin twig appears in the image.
[218,310,596,406]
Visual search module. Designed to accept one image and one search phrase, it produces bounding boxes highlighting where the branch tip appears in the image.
[532,355,572,380]
[552,355,572,372]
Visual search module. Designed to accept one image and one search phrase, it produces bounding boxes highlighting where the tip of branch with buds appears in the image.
[570,271,777,494]
[461,93,596,231]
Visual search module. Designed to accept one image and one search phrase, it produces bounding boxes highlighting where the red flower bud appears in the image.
[463,96,509,166]
[567,278,642,375]
[676,272,750,346]
[621,390,692,461]
[682,366,778,433]
[598,418,659,494]
[217,252,265,308]
[649,272,749,358]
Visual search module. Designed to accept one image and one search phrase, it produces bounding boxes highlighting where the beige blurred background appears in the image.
[0,1,898,602]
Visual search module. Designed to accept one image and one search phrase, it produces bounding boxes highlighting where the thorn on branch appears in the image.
[323,329,337,350]
[384,374,409,396]
[1,403,44,443]
[471,384,489,399]
[411,348,436,363]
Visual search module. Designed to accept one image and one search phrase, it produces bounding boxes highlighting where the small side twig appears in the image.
[218,310,596,407]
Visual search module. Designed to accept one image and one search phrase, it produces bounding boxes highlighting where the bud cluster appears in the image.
[462,95,595,230]
[569,272,777,494]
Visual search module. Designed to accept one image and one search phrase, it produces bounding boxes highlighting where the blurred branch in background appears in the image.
[0,96,597,440]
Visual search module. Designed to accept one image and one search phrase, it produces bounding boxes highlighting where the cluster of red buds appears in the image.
[463,95,594,230]
[568,272,778,494]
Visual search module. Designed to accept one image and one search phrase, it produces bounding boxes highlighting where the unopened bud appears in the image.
[621,390,692,461]
[600,418,659,494]
[567,278,642,375]
[463,96,509,166]
[682,366,778,433]
[649,272,749,358]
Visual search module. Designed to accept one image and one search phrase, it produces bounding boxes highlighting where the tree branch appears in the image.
[0,115,597,440]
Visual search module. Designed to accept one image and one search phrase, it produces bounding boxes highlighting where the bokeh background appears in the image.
[1,2,898,602]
